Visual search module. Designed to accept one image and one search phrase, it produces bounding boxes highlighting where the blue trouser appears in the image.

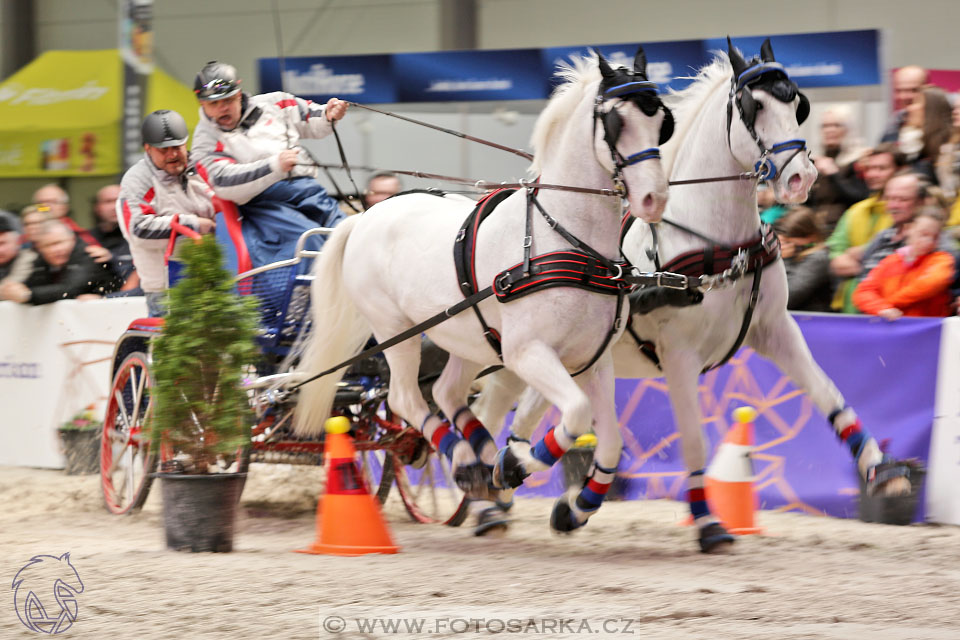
[238,177,347,269]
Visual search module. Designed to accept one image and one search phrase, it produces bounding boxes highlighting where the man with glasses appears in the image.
[118,109,217,317]
[191,60,348,267]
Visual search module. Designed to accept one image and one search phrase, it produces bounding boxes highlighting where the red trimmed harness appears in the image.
[453,186,630,376]
[620,215,780,372]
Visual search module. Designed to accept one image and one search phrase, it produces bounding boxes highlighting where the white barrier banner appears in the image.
[0,298,146,468]
[927,316,960,525]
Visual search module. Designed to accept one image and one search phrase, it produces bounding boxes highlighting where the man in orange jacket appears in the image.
[853,209,955,318]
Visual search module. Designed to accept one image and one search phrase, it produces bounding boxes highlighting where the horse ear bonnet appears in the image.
[603,109,623,149]
[659,107,674,145]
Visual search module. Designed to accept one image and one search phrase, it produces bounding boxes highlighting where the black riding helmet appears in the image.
[194,61,241,101]
[141,109,189,148]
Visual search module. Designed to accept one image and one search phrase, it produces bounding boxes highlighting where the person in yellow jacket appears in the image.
[826,145,904,312]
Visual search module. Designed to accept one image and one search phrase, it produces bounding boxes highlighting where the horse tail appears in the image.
[293,215,370,436]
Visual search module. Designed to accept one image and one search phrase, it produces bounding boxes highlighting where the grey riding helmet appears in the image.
[141,109,189,148]
[194,61,242,101]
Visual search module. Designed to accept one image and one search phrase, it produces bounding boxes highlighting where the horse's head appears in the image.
[726,38,817,204]
[595,47,670,222]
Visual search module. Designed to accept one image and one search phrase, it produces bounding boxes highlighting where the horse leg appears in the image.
[492,341,594,491]
[661,349,736,553]
[748,314,911,497]
[550,352,622,533]
[380,340,484,496]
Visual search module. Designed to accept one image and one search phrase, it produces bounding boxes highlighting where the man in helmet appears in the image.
[118,109,217,317]
[191,60,348,267]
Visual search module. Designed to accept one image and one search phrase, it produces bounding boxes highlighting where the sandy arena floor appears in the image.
[2,464,959,639]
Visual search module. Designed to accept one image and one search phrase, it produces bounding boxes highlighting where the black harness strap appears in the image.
[453,189,518,358]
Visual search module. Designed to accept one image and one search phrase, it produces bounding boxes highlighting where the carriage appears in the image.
[98,201,469,526]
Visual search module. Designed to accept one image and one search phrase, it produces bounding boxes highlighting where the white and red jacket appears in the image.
[192,91,334,205]
[118,154,216,293]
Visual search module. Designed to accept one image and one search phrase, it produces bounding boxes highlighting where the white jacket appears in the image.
[118,155,216,293]
[192,92,334,205]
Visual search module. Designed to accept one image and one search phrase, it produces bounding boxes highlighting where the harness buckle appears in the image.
[656,272,688,290]
[456,229,466,242]
[522,235,532,249]
[495,271,513,291]
[612,174,627,197]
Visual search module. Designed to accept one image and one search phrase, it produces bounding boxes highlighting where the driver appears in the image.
[191,61,348,267]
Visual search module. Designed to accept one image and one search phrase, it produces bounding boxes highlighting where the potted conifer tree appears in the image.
[150,236,259,552]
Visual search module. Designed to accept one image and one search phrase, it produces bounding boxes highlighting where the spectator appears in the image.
[776,207,833,312]
[898,86,953,184]
[826,145,905,311]
[364,172,403,209]
[880,65,928,143]
[0,221,121,305]
[87,184,138,289]
[0,208,20,234]
[853,208,955,318]
[936,96,960,224]
[119,109,217,317]
[31,183,100,248]
[19,204,51,247]
[758,183,788,225]
[191,60,348,267]
[807,107,869,230]
[0,217,36,296]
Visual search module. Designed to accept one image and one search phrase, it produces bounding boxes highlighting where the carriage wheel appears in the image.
[386,449,470,526]
[101,352,156,515]
[358,448,394,504]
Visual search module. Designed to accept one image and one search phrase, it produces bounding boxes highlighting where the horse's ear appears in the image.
[633,45,647,77]
[597,51,616,80]
[760,38,775,63]
[727,37,748,78]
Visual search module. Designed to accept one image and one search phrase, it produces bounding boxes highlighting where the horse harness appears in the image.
[619,214,781,373]
[452,57,674,376]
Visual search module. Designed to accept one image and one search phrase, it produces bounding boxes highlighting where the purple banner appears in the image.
[505,314,942,521]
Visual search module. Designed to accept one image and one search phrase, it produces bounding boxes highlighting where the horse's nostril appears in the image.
[643,194,654,210]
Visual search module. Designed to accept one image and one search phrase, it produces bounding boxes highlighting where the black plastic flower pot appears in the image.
[157,472,247,552]
[58,427,101,475]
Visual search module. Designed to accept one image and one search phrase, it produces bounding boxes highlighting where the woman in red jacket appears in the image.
[853,208,955,319]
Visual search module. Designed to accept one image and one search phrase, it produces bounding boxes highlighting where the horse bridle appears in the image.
[593,77,674,197]
[726,60,810,183]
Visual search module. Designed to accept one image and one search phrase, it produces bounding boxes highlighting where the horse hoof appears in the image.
[474,506,510,537]
[492,446,529,490]
[495,496,515,512]
[867,458,913,497]
[699,522,735,554]
[550,497,584,534]
[454,462,494,499]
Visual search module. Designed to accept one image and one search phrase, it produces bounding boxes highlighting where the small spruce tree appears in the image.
[151,237,260,473]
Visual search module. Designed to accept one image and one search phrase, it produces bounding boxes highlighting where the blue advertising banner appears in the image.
[705,29,881,87]
[258,53,397,103]
[393,49,548,102]
[507,314,940,522]
[260,29,879,103]
[543,39,707,92]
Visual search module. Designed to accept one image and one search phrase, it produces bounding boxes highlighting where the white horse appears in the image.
[475,40,912,551]
[294,50,670,504]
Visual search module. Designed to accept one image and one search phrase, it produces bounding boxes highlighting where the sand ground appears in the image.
[2,464,959,639]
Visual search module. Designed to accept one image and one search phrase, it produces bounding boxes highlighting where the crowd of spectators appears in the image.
[775,66,960,320]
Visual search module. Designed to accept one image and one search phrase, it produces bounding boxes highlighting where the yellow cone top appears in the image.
[574,433,598,448]
[325,416,352,434]
[732,406,758,424]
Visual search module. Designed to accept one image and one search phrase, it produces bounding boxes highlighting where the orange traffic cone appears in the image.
[704,406,763,535]
[296,417,400,556]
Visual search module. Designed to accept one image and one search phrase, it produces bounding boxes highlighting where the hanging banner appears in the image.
[119,0,153,171]
[260,29,881,104]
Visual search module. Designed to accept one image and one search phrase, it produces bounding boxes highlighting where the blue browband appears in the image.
[769,139,806,153]
[735,61,787,90]
[623,148,661,166]
[603,80,659,99]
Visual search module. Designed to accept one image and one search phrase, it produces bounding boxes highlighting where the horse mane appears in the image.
[529,56,599,175]
[662,54,732,175]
